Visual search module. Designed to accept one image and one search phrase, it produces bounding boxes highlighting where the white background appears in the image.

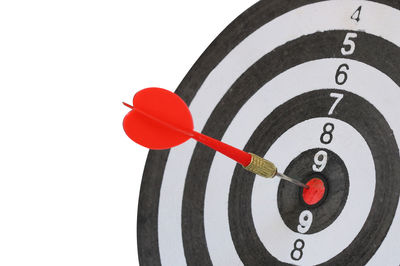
[0,0,256,265]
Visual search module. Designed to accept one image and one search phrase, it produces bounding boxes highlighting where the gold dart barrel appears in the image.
[243,153,308,188]
[243,153,277,178]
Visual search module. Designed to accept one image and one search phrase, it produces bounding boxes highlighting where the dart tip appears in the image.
[276,172,309,189]
[123,102,134,109]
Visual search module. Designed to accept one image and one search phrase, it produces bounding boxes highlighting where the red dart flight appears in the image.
[123,87,251,166]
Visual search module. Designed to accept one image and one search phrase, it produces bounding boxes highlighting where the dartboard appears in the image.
[137,1,400,265]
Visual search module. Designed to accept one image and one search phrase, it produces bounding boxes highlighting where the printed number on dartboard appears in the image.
[290,21,357,260]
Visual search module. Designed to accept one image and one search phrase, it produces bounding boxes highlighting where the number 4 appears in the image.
[329,93,344,115]
[351,6,362,22]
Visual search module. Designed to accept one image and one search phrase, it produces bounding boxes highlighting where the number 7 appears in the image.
[329,93,344,115]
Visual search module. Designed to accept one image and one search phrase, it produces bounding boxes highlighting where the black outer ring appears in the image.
[137,1,400,265]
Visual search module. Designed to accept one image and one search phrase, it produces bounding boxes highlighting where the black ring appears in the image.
[278,148,349,234]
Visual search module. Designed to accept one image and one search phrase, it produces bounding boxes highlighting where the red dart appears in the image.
[123,87,308,188]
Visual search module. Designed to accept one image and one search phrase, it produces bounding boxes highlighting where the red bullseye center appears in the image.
[302,178,326,206]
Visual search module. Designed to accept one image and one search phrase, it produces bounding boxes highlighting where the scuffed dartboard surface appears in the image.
[137,1,400,265]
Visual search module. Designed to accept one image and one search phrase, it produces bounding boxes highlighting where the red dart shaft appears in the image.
[192,131,252,167]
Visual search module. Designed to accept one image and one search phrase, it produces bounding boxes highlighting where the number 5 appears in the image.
[341,32,357,55]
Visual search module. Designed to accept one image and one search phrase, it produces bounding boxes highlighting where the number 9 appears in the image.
[297,210,313,234]
[312,150,328,172]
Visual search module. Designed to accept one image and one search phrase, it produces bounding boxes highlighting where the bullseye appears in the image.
[302,178,326,206]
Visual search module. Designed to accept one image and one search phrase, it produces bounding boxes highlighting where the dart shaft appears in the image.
[192,131,252,166]
[192,133,277,178]
[192,132,307,187]
[244,154,308,188]
[191,133,305,186]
